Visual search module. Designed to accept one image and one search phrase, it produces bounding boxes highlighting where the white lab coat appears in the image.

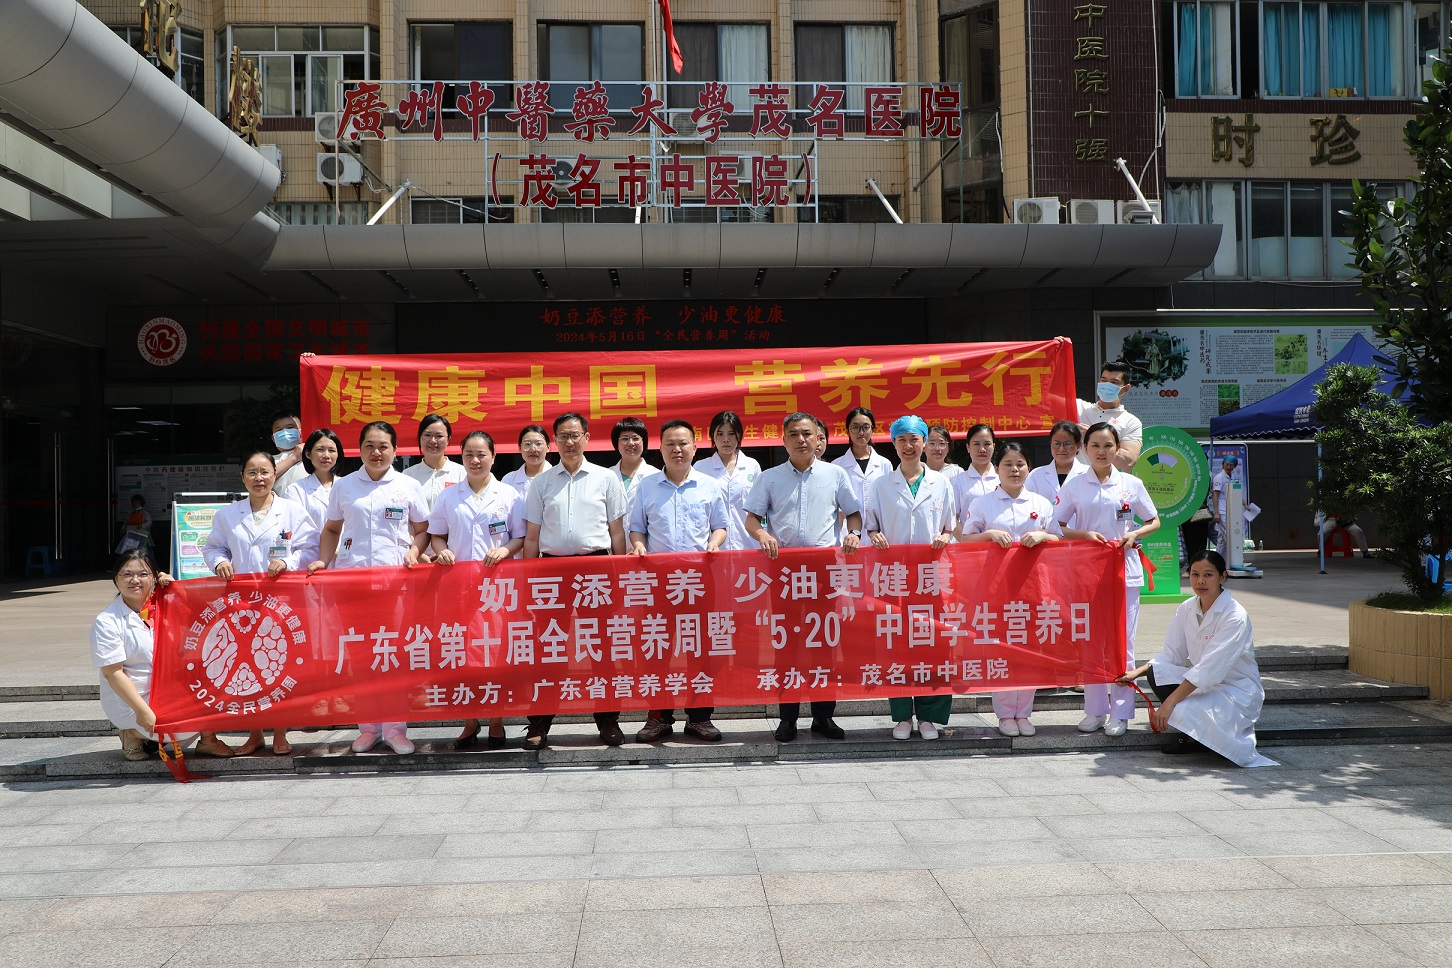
[427,476,526,560]
[1151,591,1277,767]
[1024,461,1089,508]
[285,474,334,565]
[832,451,894,517]
[695,451,763,551]
[951,466,1000,522]
[863,467,955,545]
[403,458,467,510]
[203,496,316,574]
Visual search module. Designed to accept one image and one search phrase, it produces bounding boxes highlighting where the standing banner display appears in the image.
[298,340,1078,456]
[150,543,1127,733]
[1133,427,1211,604]
[170,494,242,581]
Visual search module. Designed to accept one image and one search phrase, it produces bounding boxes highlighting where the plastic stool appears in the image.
[1325,528,1354,558]
[24,546,53,576]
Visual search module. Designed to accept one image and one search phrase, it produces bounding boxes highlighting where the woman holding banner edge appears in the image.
[961,441,1062,737]
[1056,422,1161,737]
[864,415,956,740]
[308,421,431,756]
[202,449,316,755]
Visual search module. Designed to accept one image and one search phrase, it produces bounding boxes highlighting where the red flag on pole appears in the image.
[658,0,685,74]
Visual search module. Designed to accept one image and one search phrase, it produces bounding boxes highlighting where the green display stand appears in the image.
[1132,426,1210,604]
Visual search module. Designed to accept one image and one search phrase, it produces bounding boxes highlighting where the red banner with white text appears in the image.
[150,543,1126,733]
[299,340,1077,456]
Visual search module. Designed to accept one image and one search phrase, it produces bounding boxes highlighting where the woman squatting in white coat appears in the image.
[1119,550,1277,767]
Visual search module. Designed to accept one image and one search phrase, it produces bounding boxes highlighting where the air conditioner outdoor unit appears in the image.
[316,152,362,185]
[1068,198,1115,225]
[315,111,344,146]
[1012,197,1060,225]
[255,144,283,170]
[1118,199,1162,224]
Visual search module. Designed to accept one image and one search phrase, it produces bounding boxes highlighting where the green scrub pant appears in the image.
[888,694,953,724]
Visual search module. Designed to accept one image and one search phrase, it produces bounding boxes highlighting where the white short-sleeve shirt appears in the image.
[403,458,467,510]
[628,469,730,553]
[325,467,431,568]
[90,596,153,732]
[1055,467,1158,587]
[952,466,1001,521]
[1075,401,1143,464]
[524,459,628,556]
[743,459,860,550]
[965,488,1061,540]
[694,451,763,551]
[426,476,525,560]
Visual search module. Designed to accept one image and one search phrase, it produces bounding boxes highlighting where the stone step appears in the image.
[0,665,1410,740]
[4,700,1450,781]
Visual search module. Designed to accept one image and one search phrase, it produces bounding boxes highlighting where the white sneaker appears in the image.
[350,730,380,753]
[1077,715,1106,733]
[1103,718,1129,737]
[919,721,939,741]
[892,720,913,741]
[997,718,1020,737]
[383,729,415,755]
[1016,719,1036,737]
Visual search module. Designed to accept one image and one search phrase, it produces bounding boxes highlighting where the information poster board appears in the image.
[115,457,239,526]
[171,497,237,580]
[1098,313,1377,433]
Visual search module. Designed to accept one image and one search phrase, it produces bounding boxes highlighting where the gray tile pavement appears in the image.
[0,744,1446,965]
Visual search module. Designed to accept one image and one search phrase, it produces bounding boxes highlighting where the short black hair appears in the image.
[553,412,588,433]
[659,419,695,440]
[302,428,344,474]
[612,416,648,449]
[1101,360,1133,380]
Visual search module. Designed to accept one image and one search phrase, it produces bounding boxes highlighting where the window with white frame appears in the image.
[1173,1,1237,96]
[667,23,770,111]
[537,23,645,111]
[111,26,206,106]
[1262,2,1410,97]
[795,24,895,111]
[1167,179,1407,279]
[220,25,378,118]
[1171,2,1447,100]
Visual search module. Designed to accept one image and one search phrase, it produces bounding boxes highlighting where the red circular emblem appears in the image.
[137,317,187,366]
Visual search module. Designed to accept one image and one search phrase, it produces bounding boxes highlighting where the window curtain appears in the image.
[1250,182,1288,277]
[1166,182,1203,223]
[1301,6,1321,96]
[1207,181,1243,277]
[721,25,769,110]
[1201,2,1235,95]
[795,24,844,108]
[1262,4,1297,95]
[1327,4,1365,93]
[668,24,715,108]
[1368,4,1404,95]
[845,25,893,110]
[1177,3,1199,95]
[1288,183,1325,277]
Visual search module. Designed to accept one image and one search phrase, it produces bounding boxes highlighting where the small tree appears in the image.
[1312,363,1452,601]
[1347,43,1452,426]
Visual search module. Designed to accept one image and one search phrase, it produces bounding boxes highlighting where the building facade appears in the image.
[1,0,1433,575]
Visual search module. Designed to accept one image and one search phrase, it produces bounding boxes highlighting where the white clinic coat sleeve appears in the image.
[1151,595,1277,768]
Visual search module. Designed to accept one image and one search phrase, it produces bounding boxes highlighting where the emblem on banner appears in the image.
[185,592,304,714]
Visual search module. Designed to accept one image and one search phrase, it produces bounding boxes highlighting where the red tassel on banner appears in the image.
[157,734,212,783]
[658,0,685,74]
[1129,682,1163,732]
[1137,547,1157,592]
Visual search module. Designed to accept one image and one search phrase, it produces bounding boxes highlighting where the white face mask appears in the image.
[1096,382,1123,404]
[273,428,301,450]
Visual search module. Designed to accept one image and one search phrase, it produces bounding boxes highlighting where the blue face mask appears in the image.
[1096,381,1123,404]
[273,428,301,450]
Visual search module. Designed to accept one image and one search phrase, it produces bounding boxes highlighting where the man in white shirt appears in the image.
[630,420,730,743]
[523,412,629,749]
[270,410,308,495]
[1212,456,1241,559]
[1077,361,1143,471]
[744,412,862,742]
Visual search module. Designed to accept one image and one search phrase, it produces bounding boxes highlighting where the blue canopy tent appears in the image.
[1209,334,1404,439]
[1208,333,1408,573]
